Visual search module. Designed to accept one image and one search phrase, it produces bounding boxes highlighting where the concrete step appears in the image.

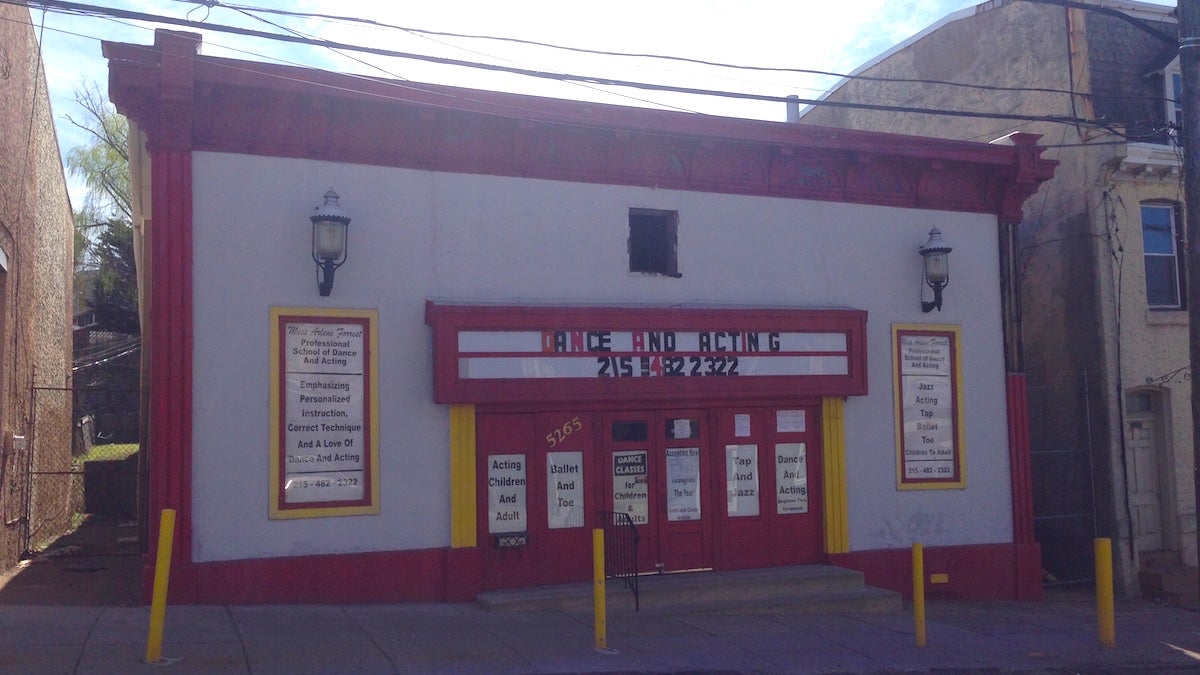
[476,564,902,615]
[1138,559,1198,610]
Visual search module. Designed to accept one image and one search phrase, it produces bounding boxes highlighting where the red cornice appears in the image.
[106,30,1057,219]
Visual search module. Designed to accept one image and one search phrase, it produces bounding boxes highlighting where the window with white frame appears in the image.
[1170,71,1182,129]
[1161,58,1182,139]
[1142,203,1184,309]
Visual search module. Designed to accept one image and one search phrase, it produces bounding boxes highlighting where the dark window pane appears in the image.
[1142,206,1174,254]
[612,420,648,442]
[629,210,677,275]
[1145,256,1179,307]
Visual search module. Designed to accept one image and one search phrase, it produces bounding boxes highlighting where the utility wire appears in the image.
[7,0,1130,134]
[206,0,700,112]
[195,0,1174,105]
[217,3,414,84]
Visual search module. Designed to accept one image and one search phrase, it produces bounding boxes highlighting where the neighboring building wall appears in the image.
[800,0,1185,592]
[0,5,75,570]
[1105,163,1194,565]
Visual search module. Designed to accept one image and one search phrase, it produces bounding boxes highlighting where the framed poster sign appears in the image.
[892,324,965,490]
[269,307,380,518]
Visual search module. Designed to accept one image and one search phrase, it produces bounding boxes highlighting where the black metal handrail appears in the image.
[596,510,640,611]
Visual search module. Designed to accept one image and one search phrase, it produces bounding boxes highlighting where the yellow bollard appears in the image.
[913,543,926,648]
[592,528,607,651]
[1095,538,1115,648]
[145,509,176,664]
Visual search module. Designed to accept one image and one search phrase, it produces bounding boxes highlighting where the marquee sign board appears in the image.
[427,303,868,404]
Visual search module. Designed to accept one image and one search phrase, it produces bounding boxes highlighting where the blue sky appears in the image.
[27,0,1176,207]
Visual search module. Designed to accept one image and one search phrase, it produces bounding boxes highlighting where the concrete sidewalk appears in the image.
[2,588,1199,674]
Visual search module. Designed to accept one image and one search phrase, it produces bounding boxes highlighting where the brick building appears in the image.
[0,4,76,571]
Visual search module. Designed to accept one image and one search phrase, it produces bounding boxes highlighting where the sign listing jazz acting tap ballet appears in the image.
[269,307,380,518]
[892,324,965,490]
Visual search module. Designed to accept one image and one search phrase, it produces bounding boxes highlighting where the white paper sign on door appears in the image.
[725,445,760,517]
[612,450,649,525]
[775,443,808,514]
[488,454,526,534]
[666,447,701,521]
[776,409,806,433]
[547,451,584,529]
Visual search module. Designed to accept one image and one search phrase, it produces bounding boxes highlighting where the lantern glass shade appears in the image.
[923,250,949,285]
[314,219,347,261]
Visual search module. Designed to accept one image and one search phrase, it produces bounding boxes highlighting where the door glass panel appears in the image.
[725,444,760,517]
[666,447,702,521]
[775,443,809,514]
[612,420,648,442]
[487,453,527,533]
[612,450,649,525]
[547,451,584,529]
[665,417,700,439]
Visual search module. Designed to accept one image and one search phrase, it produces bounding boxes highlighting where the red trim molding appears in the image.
[140,30,198,600]
[426,302,868,404]
[1007,372,1042,600]
[106,32,1056,220]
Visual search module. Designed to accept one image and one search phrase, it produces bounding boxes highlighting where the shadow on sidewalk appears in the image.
[0,514,142,606]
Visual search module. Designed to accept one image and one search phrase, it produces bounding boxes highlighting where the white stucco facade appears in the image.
[189,151,1013,563]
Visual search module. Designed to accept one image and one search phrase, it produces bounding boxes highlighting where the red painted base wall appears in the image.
[148,541,1040,604]
[831,541,1043,601]
[149,548,462,604]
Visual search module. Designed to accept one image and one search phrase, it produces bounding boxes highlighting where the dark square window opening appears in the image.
[629,209,679,277]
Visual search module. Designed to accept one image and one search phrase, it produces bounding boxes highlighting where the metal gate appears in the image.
[20,385,140,557]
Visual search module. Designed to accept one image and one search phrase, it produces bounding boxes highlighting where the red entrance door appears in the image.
[531,412,594,584]
[603,411,715,573]
[715,406,824,569]
[477,412,596,590]
[658,410,713,571]
[477,413,536,590]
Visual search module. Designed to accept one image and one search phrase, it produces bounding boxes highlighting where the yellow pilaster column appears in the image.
[822,396,849,554]
[449,405,477,548]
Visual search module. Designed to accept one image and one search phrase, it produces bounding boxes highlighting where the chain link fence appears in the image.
[23,387,79,555]
[20,385,139,557]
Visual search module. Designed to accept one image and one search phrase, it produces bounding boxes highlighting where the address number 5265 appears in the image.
[546,416,583,448]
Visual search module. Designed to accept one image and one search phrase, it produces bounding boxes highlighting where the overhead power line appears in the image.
[5,0,1128,133]
[181,0,1134,102]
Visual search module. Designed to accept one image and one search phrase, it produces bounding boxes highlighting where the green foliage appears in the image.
[66,83,138,333]
[65,84,130,222]
[88,219,139,333]
[75,443,139,465]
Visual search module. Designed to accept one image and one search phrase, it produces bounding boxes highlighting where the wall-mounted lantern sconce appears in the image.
[919,227,952,313]
[311,188,351,297]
